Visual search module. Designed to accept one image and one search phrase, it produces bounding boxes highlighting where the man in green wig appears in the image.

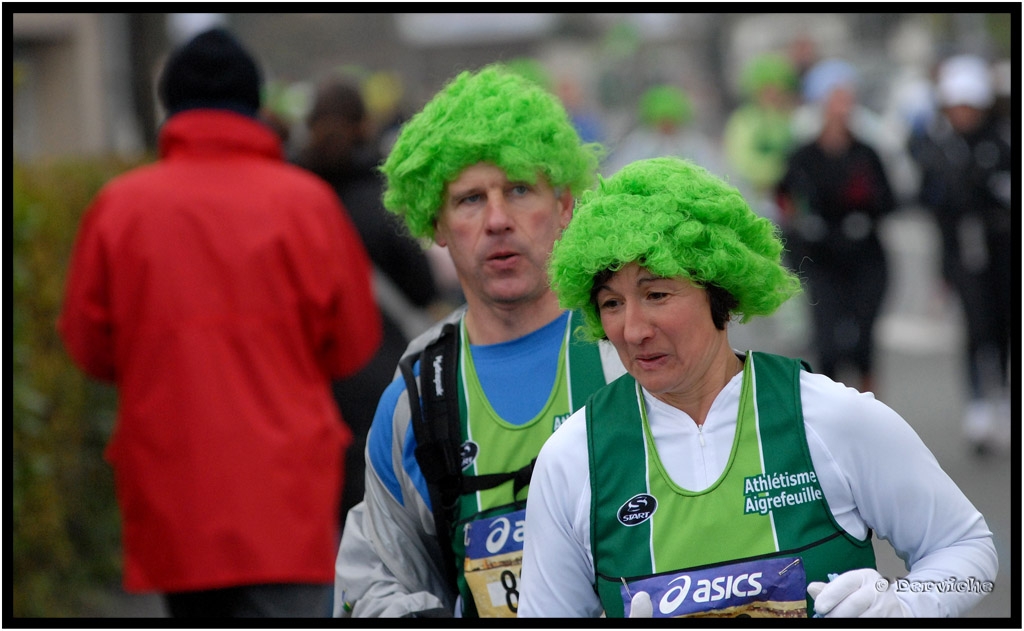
[332,63,626,618]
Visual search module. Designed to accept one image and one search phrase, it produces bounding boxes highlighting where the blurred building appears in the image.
[12,13,146,160]
[12,12,1008,162]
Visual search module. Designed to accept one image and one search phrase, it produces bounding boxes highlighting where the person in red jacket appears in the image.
[57,27,382,618]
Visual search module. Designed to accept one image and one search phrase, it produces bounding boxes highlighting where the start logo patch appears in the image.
[460,440,479,470]
[617,493,657,526]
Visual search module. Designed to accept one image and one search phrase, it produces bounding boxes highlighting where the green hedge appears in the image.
[12,155,147,617]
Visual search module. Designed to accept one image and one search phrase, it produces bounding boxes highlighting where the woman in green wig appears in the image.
[517,157,997,620]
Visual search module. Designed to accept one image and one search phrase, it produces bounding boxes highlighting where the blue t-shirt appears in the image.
[367,312,569,507]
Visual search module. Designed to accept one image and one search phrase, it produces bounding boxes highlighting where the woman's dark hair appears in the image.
[705,282,739,331]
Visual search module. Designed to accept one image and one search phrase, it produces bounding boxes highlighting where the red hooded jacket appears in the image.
[58,109,382,592]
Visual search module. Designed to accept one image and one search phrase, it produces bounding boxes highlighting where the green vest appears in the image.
[588,351,876,618]
[454,310,609,617]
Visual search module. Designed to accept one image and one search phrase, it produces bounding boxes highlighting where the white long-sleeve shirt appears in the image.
[518,367,997,618]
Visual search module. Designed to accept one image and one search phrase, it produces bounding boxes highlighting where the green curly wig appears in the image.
[548,156,802,341]
[639,84,693,127]
[740,53,799,98]
[380,64,603,241]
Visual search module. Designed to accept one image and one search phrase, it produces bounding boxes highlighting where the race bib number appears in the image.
[622,556,808,618]
[463,509,526,617]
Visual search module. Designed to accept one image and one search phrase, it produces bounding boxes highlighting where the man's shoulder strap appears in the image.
[398,319,564,595]
[405,322,463,487]
[398,322,461,590]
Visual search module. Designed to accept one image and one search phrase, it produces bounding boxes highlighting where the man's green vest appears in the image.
[452,310,609,617]
[587,351,876,618]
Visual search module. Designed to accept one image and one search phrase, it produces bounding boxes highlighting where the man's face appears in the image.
[435,163,573,310]
[943,104,986,135]
[823,85,855,124]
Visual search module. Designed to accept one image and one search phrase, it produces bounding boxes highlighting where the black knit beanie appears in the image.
[158,28,262,117]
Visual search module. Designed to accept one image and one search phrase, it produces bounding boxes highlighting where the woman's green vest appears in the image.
[587,351,875,618]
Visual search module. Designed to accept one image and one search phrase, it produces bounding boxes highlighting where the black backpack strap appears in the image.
[401,321,544,598]
[460,458,536,500]
[401,322,462,591]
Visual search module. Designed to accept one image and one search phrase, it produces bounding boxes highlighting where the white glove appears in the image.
[807,568,911,617]
[628,590,653,618]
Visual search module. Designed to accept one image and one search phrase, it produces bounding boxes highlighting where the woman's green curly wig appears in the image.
[380,63,603,241]
[548,156,802,341]
[639,84,693,127]
[740,53,799,99]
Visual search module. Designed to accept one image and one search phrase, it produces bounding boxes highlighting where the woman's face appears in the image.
[595,262,730,405]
